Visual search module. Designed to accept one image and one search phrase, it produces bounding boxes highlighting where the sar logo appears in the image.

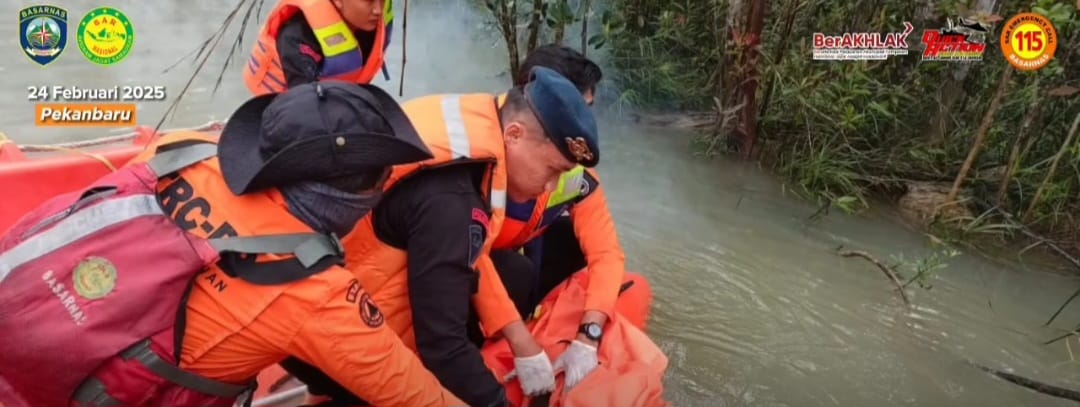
[72,256,117,300]
[76,7,134,65]
[18,5,68,66]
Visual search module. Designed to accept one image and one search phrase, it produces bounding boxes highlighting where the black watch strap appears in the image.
[579,322,603,341]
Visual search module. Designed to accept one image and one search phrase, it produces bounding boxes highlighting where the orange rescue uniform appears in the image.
[127,132,465,407]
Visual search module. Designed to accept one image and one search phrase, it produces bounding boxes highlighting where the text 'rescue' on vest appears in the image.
[341,93,508,349]
[244,0,393,95]
[0,137,344,407]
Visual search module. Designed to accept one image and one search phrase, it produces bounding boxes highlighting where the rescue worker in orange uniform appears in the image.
[277,68,600,407]
[245,0,394,95]
[127,81,467,407]
[489,44,624,390]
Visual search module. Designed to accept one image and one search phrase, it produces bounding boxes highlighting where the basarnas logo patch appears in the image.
[812,22,914,61]
[921,17,991,62]
[73,256,117,300]
[19,5,68,66]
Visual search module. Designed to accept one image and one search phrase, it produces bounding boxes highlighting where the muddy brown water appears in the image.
[2,1,1079,406]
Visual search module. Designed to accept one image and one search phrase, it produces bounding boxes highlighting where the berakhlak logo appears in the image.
[19,5,68,66]
[812,22,914,61]
[921,17,991,61]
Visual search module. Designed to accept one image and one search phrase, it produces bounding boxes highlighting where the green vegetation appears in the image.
[478,0,1079,265]
[604,0,1079,258]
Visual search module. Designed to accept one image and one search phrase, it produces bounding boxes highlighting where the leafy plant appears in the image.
[890,248,962,290]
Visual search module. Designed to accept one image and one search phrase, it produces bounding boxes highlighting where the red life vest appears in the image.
[0,142,343,407]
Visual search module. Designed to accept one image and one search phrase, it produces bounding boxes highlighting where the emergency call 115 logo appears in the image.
[999,12,1058,71]
[18,5,68,66]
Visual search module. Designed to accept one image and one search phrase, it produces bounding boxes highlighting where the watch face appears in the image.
[586,324,602,338]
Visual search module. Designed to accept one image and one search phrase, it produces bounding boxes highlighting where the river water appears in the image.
[2,1,1079,406]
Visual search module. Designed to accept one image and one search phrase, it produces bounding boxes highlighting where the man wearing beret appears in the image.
[276,67,601,407]
[485,44,625,391]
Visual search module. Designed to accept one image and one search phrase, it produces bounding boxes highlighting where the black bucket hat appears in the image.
[218,81,433,195]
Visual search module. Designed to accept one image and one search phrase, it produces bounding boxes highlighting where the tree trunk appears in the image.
[500,0,521,76]
[995,79,1043,208]
[526,0,544,57]
[1023,112,1080,222]
[944,67,1013,208]
[580,0,591,56]
[736,0,767,158]
[552,0,568,45]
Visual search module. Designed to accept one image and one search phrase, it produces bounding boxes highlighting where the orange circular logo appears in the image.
[1000,13,1058,71]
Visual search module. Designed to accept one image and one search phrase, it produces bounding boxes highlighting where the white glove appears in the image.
[552,340,599,389]
[503,350,556,396]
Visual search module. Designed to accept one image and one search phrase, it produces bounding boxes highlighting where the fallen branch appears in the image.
[1043,323,1080,346]
[836,247,911,306]
[968,361,1080,403]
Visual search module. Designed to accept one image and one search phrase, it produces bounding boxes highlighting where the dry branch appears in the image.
[945,68,1014,207]
[837,248,911,306]
[969,361,1080,403]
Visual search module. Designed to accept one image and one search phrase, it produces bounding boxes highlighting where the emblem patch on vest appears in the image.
[358,293,384,328]
[72,256,117,300]
[325,33,346,46]
[578,175,591,196]
[346,279,361,303]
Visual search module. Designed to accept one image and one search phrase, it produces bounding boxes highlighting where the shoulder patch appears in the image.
[467,221,486,266]
[298,43,323,63]
[358,293,384,328]
[472,208,490,228]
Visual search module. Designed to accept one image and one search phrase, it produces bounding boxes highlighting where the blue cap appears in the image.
[523,66,599,167]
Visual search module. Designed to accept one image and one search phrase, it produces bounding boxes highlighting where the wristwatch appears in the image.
[578,322,603,342]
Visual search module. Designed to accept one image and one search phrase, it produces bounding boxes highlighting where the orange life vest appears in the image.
[244,0,389,95]
[341,93,508,349]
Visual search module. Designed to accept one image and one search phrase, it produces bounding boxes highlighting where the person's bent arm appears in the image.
[568,171,625,323]
[275,16,323,87]
[286,273,466,407]
[404,188,509,407]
